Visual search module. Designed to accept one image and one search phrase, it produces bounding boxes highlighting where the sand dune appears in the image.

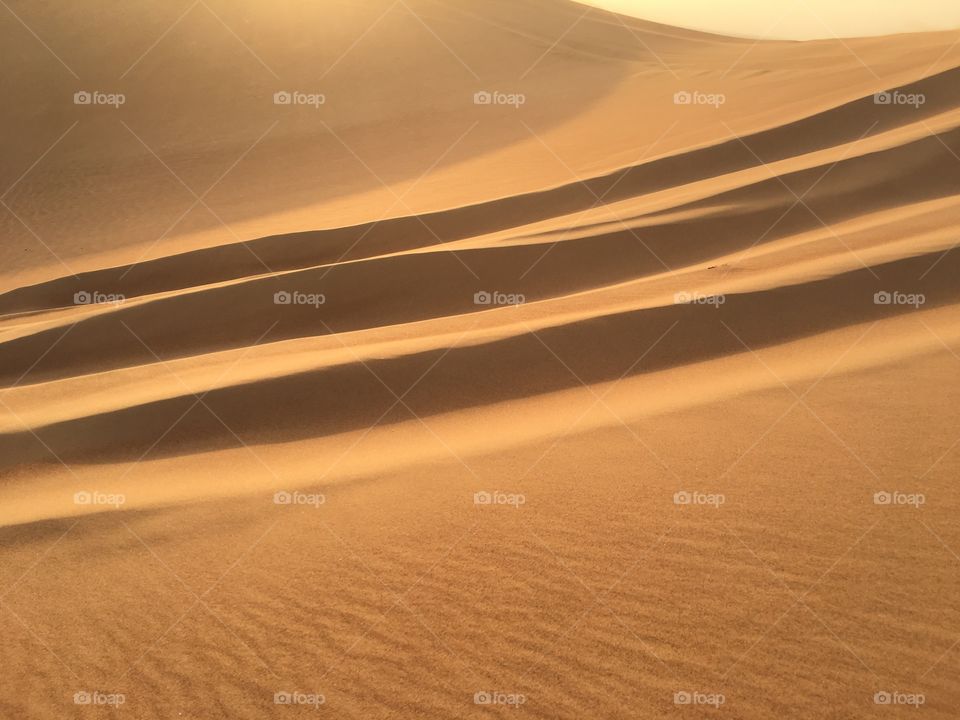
[2,1,960,718]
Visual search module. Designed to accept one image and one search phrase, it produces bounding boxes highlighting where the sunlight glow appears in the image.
[577,0,960,40]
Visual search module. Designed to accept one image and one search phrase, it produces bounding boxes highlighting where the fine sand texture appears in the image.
[2,1,960,718]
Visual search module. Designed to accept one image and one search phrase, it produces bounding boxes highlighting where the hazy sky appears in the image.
[578,0,960,40]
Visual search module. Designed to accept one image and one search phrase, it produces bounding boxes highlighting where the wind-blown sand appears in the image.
[2,0,960,717]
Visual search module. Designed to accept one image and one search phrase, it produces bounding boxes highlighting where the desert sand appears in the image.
[1,0,960,717]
